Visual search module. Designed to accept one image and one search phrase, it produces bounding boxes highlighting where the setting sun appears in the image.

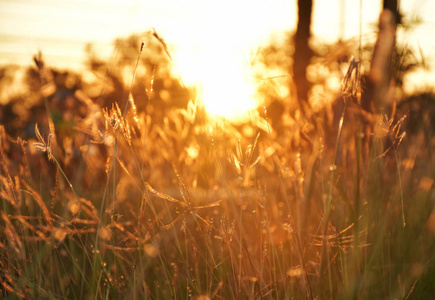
[175,43,258,122]
[200,65,257,122]
[170,2,266,122]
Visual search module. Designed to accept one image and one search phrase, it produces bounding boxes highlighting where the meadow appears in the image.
[1,26,435,299]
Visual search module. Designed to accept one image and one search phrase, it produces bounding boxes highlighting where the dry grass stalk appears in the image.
[21,181,53,228]
[1,211,24,259]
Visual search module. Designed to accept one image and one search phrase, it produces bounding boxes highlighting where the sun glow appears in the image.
[170,3,266,123]
[199,48,258,123]
[174,40,259,123]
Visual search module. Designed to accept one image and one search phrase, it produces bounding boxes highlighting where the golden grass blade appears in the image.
[172,165,190,205]
[78,197,99,220]
[15,216,48,240]
[116,157,142,191]
[0,279,26,298]
[105,245,138,251]
[192,213,209,226]
[161,210,188,230]
[70,218,99,225]
[34,123,44,146]
[1,212,24,258]
[0,125,6,154]
[337,223,354,235]
[151,28,172,61]
[194,200,222,209]
[128,92,140,129]
[138,191,148,228]
[21,181,53,228]
[14,175,22,207]
[145,182,188,207]
[0,179,18,209]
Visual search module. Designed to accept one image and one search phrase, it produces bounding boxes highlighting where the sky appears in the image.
[0,0,434,116]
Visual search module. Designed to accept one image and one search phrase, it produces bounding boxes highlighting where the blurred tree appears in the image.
[293,0,313,112]
[364,0,400,113]
[0,62,84,139]
[383,0,400,25]
[84,31,190,117]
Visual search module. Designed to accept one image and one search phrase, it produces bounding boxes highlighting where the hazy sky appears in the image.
[0,0,434,93]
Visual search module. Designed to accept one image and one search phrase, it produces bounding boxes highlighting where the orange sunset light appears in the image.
[1,0,434,120]
[2,0,435,299]
[174,39,258,121]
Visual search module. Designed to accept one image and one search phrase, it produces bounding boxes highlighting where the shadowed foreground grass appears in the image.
[1,54,435,299]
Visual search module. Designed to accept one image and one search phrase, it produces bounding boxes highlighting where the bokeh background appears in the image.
[1,0,434,96]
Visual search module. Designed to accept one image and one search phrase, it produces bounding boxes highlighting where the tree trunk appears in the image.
[383,0,400,25]
[365,0,399,114]
[293,0,313,109]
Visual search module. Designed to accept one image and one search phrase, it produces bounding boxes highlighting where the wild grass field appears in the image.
[1,18,435,300]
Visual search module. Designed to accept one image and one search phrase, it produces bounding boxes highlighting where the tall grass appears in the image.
[1,39,434,300]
